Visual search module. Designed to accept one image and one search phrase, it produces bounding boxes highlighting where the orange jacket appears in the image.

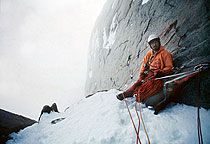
[125,46,173,93]
[140,46,173,77]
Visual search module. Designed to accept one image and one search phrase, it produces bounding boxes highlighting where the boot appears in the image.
[116,91,134,101]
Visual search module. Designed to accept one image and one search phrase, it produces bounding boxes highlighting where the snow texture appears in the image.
[103,14,118,49]
[89,70,93,78]
[142,0,150,5]
[111,0,118,9]
[7,89,210,144]
[90,31,99,62]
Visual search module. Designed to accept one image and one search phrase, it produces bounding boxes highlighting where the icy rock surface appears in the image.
[85,0,210,108]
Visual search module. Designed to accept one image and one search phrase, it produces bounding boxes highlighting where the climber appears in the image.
[38,103,59,122]
[116,34,173,108]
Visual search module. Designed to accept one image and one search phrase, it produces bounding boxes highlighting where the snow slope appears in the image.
[7,89,210,144]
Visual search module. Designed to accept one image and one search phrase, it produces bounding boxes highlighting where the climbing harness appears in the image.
[143,52,158,74]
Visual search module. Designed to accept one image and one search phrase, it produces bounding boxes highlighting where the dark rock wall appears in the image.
[85,0,210,108]
[0,109,36,144]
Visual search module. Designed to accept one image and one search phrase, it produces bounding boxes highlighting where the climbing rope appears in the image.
[138,102,150,144]
[197,70,203,144]
[135,102,141,144]
[156,63,210,82]
[135,102,151,144]
[122,93,142,144]
[123,92,151,144]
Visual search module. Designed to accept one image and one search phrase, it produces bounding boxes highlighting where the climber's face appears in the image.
[149,39,160,52]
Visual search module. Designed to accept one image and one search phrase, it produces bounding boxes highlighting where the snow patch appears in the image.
[103,14,118,49]
[89,70,93,78]
[90,30,99,62]
[142,0,150,5]
[7,89,210,144]
[112,0,118,9]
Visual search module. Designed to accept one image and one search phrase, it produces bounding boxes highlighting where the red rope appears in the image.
[123,93,150,144]
[122,93,142,144]
[138,102,150,144]
[174,71,200,84]
[135,102,141,144]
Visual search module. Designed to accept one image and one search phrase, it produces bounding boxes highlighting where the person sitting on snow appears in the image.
[116,34,173,105]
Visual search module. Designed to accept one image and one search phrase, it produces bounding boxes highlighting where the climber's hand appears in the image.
[153,70,160,77]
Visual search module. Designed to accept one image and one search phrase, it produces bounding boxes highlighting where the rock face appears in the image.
[0,109,36,144]
[85,0,210,108]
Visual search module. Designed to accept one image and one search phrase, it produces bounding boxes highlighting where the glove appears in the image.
[153,70,161,77]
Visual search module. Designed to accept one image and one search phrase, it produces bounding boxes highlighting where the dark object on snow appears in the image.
[86,89,109,98]
[145,63,210,114]
[51,118,66,124]
[145,91,170,115]
[51,103,59,112]
[38,103,59,122]
[116,91,134,101]
[116,93,124,100]
[0,109,36,144]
